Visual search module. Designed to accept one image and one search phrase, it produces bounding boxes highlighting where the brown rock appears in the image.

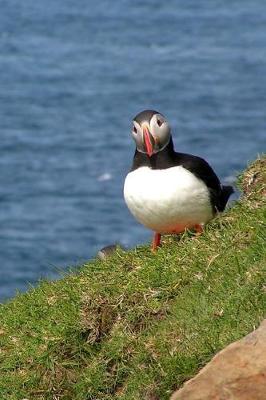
[97,244,122,260]
[170,320,266,400]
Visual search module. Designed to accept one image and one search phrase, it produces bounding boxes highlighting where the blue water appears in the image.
[0,1,265,301]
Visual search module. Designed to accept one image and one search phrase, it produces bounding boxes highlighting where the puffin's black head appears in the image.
[131,109,171,157]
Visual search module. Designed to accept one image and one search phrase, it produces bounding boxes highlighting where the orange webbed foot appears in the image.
[194,224,204,237]
[152,232,161,252]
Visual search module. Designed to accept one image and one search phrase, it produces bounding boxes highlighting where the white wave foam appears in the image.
[97,172,112,182]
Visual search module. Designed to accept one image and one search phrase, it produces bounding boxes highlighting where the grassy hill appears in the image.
[0,157,265,400]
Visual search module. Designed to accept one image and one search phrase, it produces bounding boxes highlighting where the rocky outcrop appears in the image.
[171,319,266,400]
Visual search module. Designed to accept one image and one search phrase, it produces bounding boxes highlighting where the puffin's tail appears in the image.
[217,185,234,212]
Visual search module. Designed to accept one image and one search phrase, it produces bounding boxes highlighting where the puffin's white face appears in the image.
[131,110,171,157]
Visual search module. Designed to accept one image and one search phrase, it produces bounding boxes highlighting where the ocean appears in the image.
[0,0,265,300]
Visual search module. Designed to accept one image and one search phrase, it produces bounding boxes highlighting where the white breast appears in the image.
[124,166,213,233]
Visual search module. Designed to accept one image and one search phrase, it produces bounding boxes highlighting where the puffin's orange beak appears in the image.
[143,126,153,157]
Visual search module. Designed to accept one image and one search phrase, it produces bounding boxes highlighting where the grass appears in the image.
[0,156,265,400]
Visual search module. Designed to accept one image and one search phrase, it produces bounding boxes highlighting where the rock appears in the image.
[170,319,266,400]
[97,244,124,260]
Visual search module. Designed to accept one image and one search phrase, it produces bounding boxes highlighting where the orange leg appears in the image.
[194,224,203,236]
[152,232,161,251]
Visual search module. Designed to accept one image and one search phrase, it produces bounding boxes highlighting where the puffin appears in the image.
[124,109,234,251]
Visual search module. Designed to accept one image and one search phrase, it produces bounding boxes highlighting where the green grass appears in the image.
[0,157,265,400]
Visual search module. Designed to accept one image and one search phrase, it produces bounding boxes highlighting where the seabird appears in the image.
[124,109,234,251]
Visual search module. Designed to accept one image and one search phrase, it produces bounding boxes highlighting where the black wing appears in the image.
[175,152,233,212]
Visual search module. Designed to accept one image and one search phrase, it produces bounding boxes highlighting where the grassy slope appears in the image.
[0,157,265,400]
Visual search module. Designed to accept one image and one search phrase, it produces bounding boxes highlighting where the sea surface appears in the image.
[0,0,265,300]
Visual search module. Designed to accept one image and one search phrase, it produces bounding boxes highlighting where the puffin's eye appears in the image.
[157,118,163,127]
[133,126,137,134]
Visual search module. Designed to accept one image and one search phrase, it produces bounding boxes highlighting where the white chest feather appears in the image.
[124,166,213,233]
